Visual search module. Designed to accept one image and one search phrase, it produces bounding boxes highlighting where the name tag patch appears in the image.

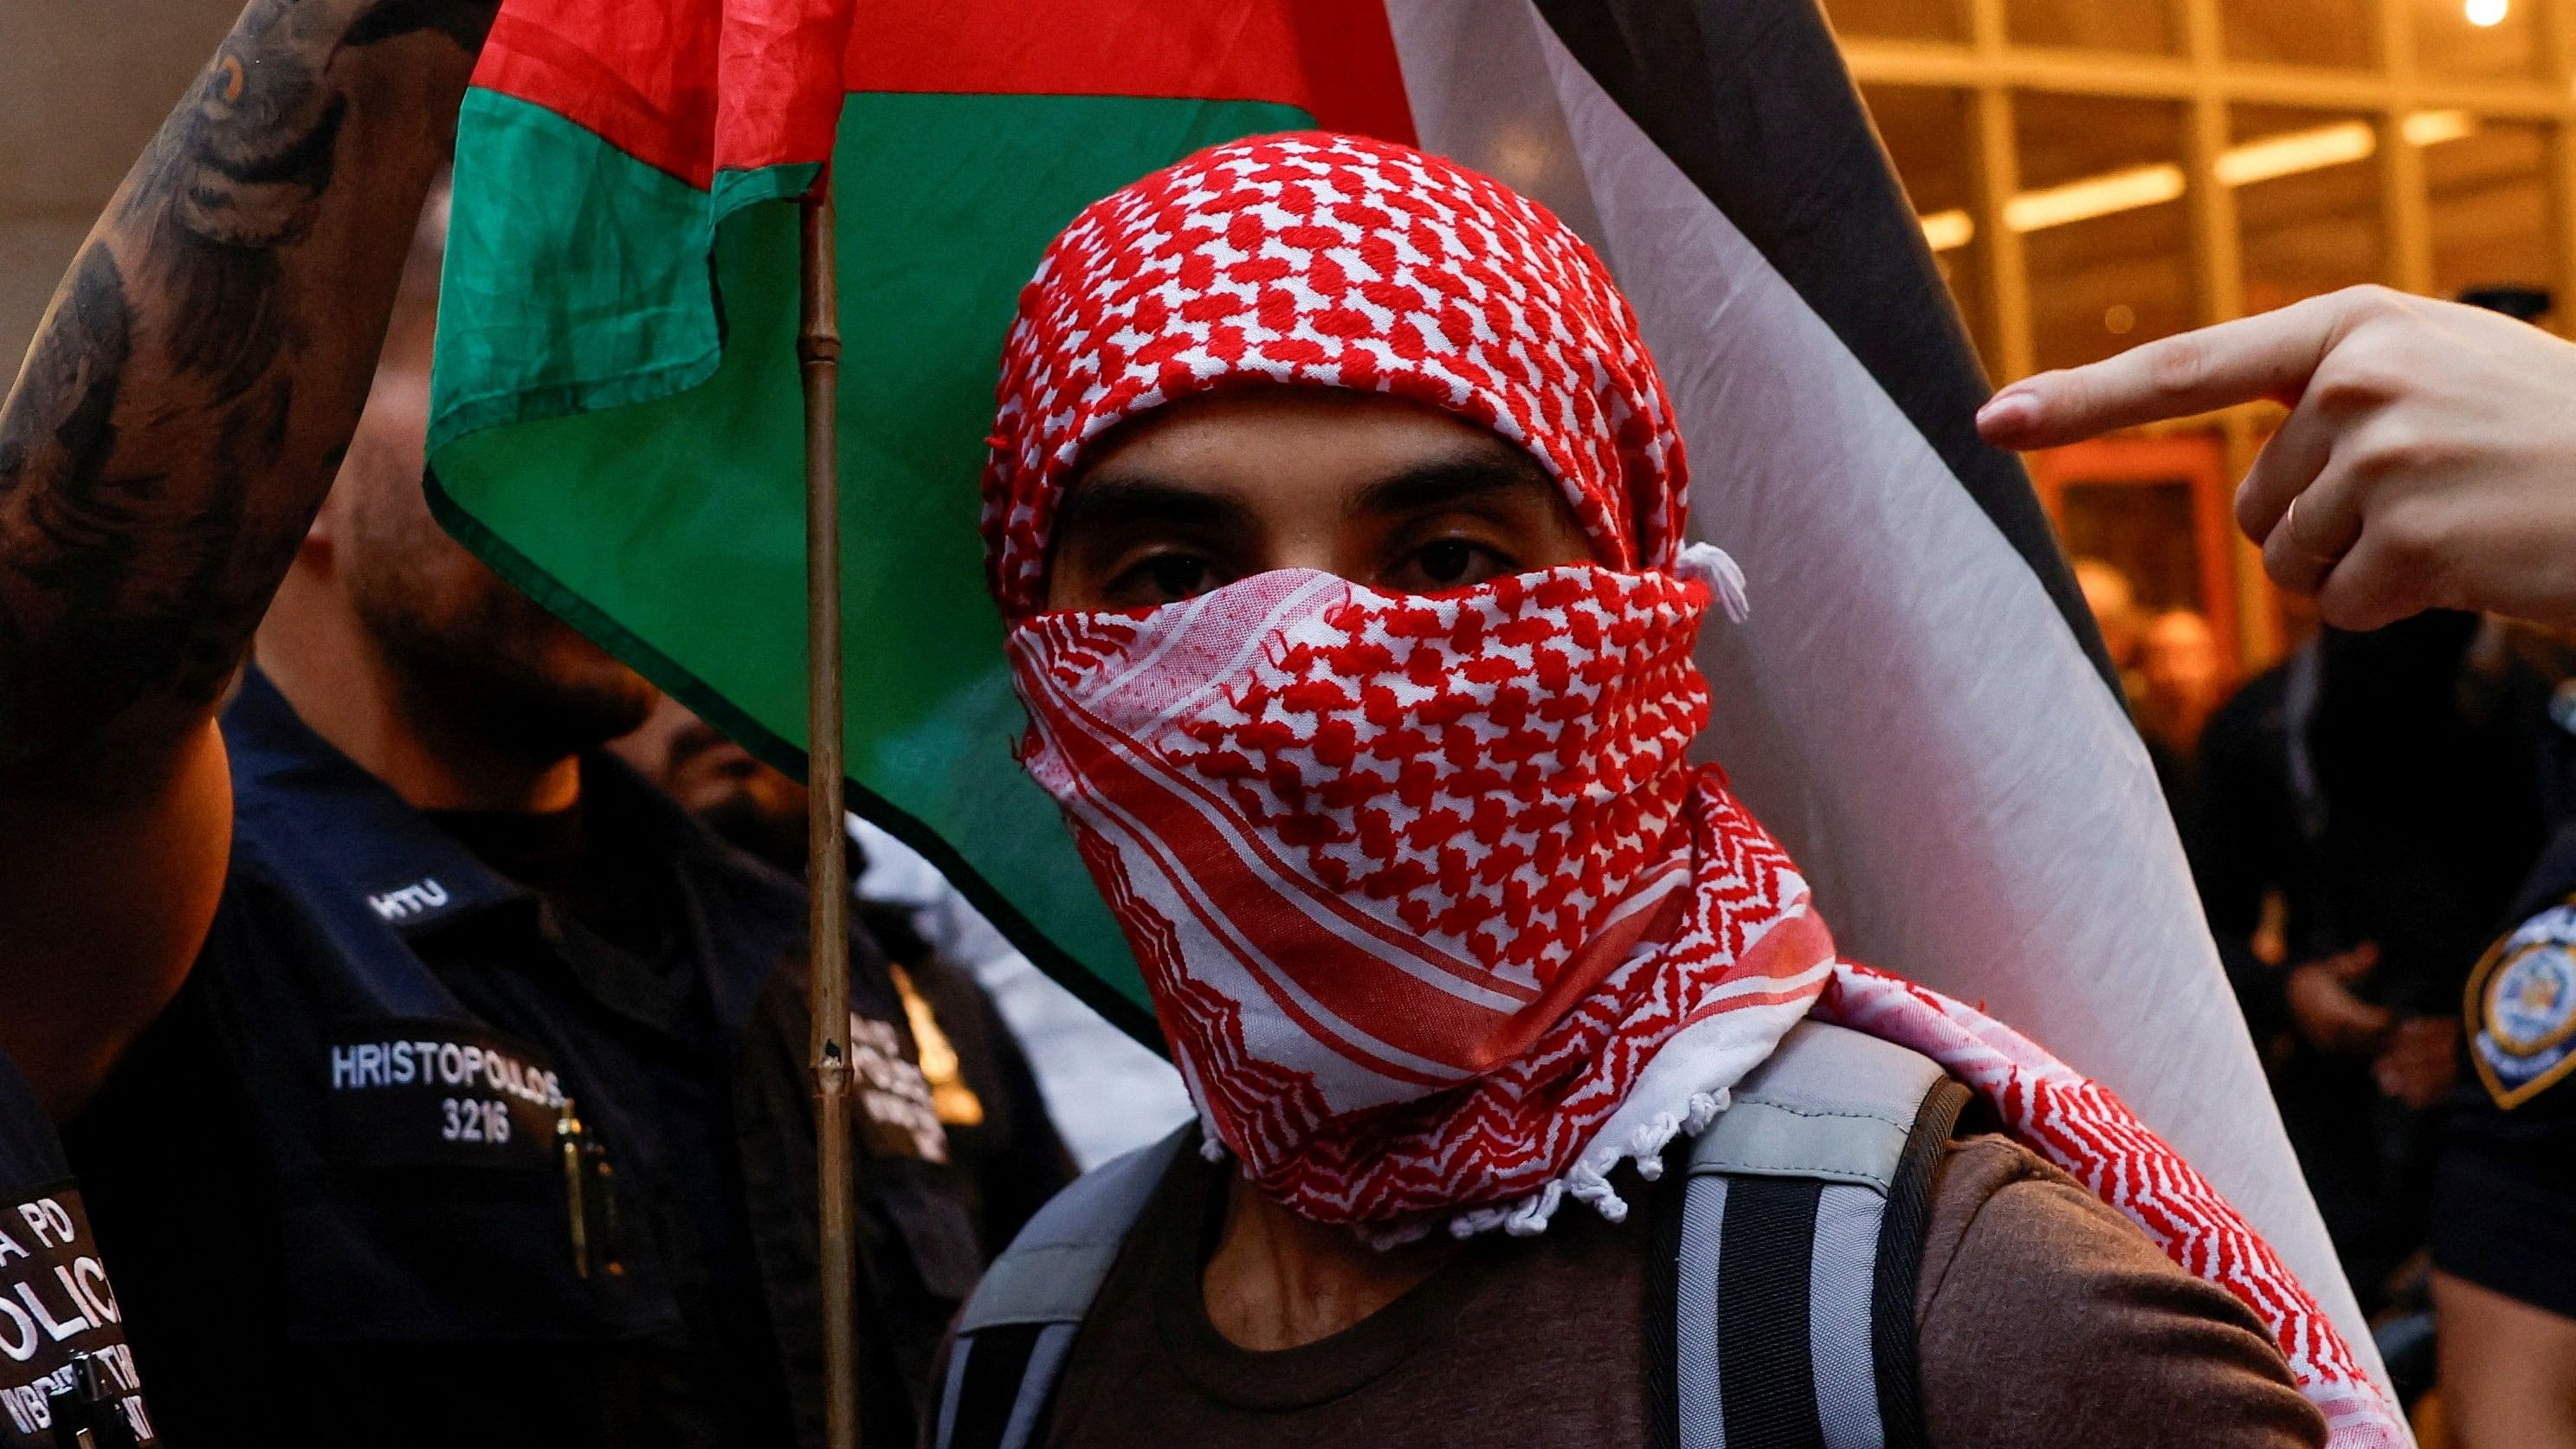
[0,1187,155,1446]
[2469,901,2576,1109]
[849,1014,949,1163]
[324,1020,566,1170]
[365,877,455,925]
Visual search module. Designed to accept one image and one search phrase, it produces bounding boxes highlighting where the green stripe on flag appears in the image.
[432,90,820,450]
[429,89,1313,1038]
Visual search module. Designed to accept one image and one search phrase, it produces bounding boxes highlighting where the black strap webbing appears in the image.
[1871,1078,1972,1449]
[947,1323,1048,1449]
[1644,1157,1684,1449]
[1716,1175,1828,1449]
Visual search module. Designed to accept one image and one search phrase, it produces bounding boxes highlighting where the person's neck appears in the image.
[1200,1169,1464,1352]
[253,631,581,816]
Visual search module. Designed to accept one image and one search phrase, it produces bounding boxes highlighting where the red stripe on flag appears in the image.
[844,1,1413,144]
[471,3,847,189]
[470,0,1412,192]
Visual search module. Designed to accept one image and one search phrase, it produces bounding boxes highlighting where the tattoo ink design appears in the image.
[0,245,150,771]
[130,0,470,398]
[0,0,496,786]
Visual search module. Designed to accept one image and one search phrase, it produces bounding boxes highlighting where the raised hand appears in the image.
[0,0,496,787]
[0,0,494,1111]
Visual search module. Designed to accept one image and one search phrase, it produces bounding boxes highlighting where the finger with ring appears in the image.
[2266,488,2357,593]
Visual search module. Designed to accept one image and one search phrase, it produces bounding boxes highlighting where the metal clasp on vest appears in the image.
[557,1098,623,1281]
[45,1349,139,1449]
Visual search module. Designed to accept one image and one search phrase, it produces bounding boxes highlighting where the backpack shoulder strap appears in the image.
[935,1125,1191,1449]
[1662,1020,1972,1449]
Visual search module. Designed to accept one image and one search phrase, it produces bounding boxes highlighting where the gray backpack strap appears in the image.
[1667,1020,1971,1449]
[935,1126,1191,1449]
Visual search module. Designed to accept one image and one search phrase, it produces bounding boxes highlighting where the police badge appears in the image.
[2469,898,2576,1109]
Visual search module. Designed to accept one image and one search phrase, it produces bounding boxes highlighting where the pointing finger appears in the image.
[1977,292,2360,450]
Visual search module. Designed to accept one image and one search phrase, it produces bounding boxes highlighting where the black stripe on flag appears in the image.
[1529,0,2123,699]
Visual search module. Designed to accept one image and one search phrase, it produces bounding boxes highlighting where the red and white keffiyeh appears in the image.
[1011,559,1825,1232]
[984,133,2401,1443]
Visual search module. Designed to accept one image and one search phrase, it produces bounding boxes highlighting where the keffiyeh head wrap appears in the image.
[983,133,2401,1445]
[981,131,1691,615]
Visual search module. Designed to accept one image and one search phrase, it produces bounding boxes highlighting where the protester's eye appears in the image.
[1103,551,1217,607]
[1396,538,1516,592]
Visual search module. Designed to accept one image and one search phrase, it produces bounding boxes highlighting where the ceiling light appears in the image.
[2005,164,2186,232]
[2466,0,2508,26]
[1908,111,2482,243]
[1921,209,1976,251]
[2213,121,2378,185]
[2401,109,2479,146]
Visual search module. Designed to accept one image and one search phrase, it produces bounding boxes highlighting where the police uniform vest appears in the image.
[0,1049,155,1447]
[62,670,990,1447]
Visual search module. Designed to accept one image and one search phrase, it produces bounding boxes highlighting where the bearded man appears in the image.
[928,134,2403,1449]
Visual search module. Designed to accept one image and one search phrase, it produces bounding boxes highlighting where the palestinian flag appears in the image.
[429,0,2379,1371]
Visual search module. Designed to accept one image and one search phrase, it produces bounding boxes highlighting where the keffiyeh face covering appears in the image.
[985,133,2400,1444]
[1012,560,1828,1231]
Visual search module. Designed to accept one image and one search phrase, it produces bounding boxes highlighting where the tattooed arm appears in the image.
[0,0,494,1112]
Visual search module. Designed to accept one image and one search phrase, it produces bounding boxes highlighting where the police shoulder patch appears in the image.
[2469,897,2576,1109]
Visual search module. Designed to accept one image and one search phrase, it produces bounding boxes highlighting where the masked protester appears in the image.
[924,135,2404,1449]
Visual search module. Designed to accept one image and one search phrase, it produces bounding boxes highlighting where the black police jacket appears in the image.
[0,1051,156,1446]
[62,670,1034,1448]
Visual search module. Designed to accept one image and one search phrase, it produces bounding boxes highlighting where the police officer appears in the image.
[0,2,1067,1444]
[2200,612,2540,1313]
[2431,823,2576,1446]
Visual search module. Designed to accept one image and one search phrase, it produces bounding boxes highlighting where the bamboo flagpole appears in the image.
[798,165,862,1449]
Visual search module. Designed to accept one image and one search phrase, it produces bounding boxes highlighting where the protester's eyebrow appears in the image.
[1348,451,1558,518]
[1054,475,1257,542]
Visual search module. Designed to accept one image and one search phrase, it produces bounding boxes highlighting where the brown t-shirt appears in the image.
[1032,1135,2327,1448]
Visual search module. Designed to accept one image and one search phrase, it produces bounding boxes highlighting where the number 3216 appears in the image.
[442,1096,512,1144]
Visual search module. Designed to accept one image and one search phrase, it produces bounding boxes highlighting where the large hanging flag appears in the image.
[428,0,2388,1392]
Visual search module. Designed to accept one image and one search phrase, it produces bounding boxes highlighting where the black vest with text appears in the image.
[63,670,985,1448]
[0,1050,156,1447]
